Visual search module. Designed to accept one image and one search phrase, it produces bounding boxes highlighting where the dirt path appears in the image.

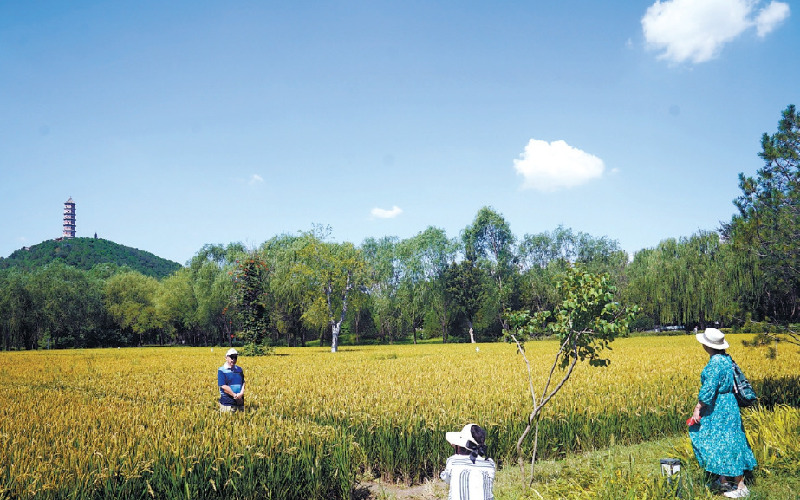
[354,479,447,499]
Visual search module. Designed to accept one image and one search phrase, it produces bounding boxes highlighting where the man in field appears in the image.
[218,348,245,412]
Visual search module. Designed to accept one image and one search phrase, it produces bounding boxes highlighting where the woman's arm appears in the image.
[697,358,722,408]
[439,457,453,484]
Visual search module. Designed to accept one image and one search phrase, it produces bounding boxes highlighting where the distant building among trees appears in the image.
[62,197,76,238]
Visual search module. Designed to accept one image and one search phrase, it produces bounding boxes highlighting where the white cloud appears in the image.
[756,1,790,36]
[513,139,605,192]
[249,174,264,185]
[371,206,403,219]
[642,0,790,64]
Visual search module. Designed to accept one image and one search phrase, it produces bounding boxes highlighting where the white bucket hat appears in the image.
[226,348,239,356]
[446,423,479,448]
[696,328,729,350]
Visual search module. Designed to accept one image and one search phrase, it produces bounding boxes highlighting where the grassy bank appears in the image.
[494,405,799,499]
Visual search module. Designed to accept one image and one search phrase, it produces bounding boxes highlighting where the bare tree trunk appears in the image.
[331,321,340,352]
[529,419,541,485]
[327,273,351,353]
[510,333,579,484]
[468,319,476,343]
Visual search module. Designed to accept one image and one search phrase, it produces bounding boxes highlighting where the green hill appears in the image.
[0,237,182,278]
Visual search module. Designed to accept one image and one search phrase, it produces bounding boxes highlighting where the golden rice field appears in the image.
[1,335,798,499]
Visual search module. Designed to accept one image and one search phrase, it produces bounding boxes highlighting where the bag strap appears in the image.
[729,356,741,394]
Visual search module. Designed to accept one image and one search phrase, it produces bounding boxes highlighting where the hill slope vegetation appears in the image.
[0,237,182,278]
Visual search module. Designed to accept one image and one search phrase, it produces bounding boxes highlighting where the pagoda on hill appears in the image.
[62,197,76,238]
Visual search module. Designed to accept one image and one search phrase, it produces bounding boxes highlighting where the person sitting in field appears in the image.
[440,423,495,500]
[218,348,245,412]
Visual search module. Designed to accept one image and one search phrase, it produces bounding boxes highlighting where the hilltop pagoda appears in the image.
[63,197,76,238]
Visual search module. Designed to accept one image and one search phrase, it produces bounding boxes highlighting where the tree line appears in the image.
[1,105,798,351]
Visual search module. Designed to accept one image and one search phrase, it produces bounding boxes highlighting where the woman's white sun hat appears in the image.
[446,423,478,448]
[696,327,729,350]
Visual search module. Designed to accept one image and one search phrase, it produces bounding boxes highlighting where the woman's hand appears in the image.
[692,402,702,421]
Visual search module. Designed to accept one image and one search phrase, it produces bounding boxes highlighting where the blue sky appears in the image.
[1,0,795,265]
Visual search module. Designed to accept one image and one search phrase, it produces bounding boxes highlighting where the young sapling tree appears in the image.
[504,265,637,484]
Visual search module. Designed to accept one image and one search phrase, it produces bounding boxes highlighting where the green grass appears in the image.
[493,422,800,499]
[362,433,800,499]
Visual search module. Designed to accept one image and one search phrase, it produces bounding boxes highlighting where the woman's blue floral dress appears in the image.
[689,354,757,477]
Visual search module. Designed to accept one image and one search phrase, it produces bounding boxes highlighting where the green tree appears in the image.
[261,234,311,347]
[397,227,457,342]
[444,259,487,343]
[463,207,516,332]
[104,271,160,346]
[517,226,626,320]
[362,236,401,344]
[230,253,270,345]
[624,232,748,330]
[0,269,35,350]
[505,265,636,482]
[518,225,627,278]
[155,268,198,344]
[26,263,105,348]
[189,243,244,346]
[517,228,575,315]
[293,227,367,352]
[724,104,800,323]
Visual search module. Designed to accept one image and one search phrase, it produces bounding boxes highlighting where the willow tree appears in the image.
[361,236,401,344]
[292,227,366,353]
[397,226,458,342]
[260,235,309,347]
[155,268,198,345]
[518,226,626,316]
[625,232,755,330]
[677,232,729,327]
[104,271,160,346]
[188,243,245,345]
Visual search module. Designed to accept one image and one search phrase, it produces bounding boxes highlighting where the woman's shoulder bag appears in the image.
[731,358,758,407]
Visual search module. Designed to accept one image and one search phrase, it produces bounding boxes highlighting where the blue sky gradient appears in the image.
[1,0,796,264]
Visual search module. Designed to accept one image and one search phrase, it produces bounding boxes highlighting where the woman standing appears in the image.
[689,328,757,498]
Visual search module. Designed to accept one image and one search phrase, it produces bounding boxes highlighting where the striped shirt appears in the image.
[440,455,495,500]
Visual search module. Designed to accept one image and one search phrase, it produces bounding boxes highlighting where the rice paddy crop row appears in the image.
[1,334,797,498]
[0,385,352,499]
